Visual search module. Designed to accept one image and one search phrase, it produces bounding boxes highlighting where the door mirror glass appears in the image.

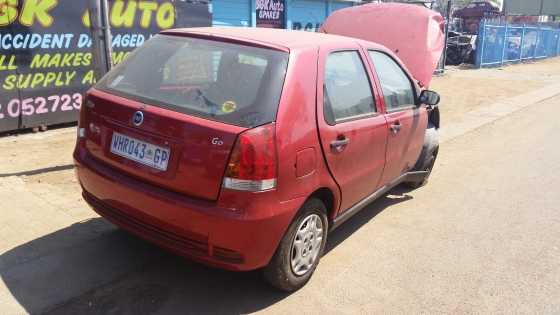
[419,90,441,106]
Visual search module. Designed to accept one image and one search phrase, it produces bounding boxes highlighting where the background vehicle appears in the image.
[454,1,501,18]
[446,31,477,65]
[74,4,443,291]
[453,1,502,34]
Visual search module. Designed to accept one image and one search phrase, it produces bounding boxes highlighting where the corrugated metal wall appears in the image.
[330,1,352,13]
[287,0,327,31]
[287,0,352,31]
[212,0,252,26]
[211,0,353,30]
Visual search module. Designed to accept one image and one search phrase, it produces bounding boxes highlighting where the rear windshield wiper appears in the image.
[195,89,219,117]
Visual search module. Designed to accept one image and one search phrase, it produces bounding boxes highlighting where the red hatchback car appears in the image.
[75,5,443,291]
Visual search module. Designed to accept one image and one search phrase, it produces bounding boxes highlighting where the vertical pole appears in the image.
[101,0,113,68]
[556,30,560,56]
[88,0,103,79]
[250,0,256,27]
[325,0,331,29]
[285,0,291,30]
[441,0,452,70]
[519,24,526,61]
[88,0,113,80]
[544,29,550,57]
[476,19,486,68]
[534,25,540,59]
[501,22,508,65]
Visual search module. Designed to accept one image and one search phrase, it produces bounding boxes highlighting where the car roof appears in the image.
[161,27,388,52]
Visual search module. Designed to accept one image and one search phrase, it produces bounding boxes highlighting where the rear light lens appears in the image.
[79,95,90,126]
[76,95,89,145]
[223,123,277,192]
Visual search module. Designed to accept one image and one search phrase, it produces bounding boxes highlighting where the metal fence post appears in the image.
[501,22,508,66]
[88,0,113,79]
[533,25,540,60]
[476,19,486,68]
[519,24,526,62]
[441,0,452,70]
[556,30,560,57]
[546,29,551,57]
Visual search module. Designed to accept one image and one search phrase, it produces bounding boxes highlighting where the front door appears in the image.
[367,50,428,185]
[317,46,388,212]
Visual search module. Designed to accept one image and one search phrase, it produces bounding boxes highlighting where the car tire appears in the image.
[263,198,328,292]
[446,46,462,65]
[404,125,439,189]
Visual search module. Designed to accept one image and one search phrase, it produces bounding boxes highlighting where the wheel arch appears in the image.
[307,187,337,223]
[429,107,440,129]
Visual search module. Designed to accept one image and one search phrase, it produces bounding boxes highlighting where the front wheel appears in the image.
[405,148,438,189]
[263,199,328,292]
[404,126,439,189]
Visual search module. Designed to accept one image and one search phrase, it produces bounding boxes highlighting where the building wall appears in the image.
[212,0,354,30]
[0,0,212,133]
[288,0,326,31]
[505,0,560,16]
[212,0,252,26]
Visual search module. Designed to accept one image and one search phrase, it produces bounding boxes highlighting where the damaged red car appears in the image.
[74,3,443,291]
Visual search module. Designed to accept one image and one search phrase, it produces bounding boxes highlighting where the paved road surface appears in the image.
[2,95,560,314]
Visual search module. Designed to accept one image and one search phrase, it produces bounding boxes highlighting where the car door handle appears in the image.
[390,121,402,134]
[330,137,350,153]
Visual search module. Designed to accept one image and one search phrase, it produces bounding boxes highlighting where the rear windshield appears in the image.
[96,35,289,128]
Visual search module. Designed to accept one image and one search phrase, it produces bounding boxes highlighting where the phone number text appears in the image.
[0,94,82,119]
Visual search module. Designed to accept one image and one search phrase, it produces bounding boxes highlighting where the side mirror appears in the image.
[419,90,441,106]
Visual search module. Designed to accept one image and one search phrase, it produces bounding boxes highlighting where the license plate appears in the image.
[110,132,170,171]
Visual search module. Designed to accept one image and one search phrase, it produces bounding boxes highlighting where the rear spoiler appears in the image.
[319,3,445,87]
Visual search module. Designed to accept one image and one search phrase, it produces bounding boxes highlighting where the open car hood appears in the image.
[319,3,445,87]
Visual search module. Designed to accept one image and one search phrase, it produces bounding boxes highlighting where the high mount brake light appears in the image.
[223,123,277,192]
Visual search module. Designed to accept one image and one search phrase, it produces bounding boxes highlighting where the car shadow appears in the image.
[0,187,414,315]
[325,186,414,254]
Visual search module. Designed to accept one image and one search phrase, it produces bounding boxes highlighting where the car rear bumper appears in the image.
[74,149,302,271]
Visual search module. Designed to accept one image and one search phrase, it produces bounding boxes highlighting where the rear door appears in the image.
[367,50,428,185]
[317,44,388,212]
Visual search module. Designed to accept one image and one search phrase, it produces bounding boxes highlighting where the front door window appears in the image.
[368,51,415,112]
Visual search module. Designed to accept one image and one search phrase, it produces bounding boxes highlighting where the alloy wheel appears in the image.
[290,213,324,276]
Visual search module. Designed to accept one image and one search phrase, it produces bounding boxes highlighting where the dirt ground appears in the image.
[432,58,560,123]
[1,58,560,314]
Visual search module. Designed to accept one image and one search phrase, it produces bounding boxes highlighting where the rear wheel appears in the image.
[263,199,328,292]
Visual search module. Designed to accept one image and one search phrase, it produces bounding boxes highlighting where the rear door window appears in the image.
[323,51,376,124]
[96,35,289,128]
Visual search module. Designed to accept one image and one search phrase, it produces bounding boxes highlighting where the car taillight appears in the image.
[77,95,89,141]
[223,123,277,192]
